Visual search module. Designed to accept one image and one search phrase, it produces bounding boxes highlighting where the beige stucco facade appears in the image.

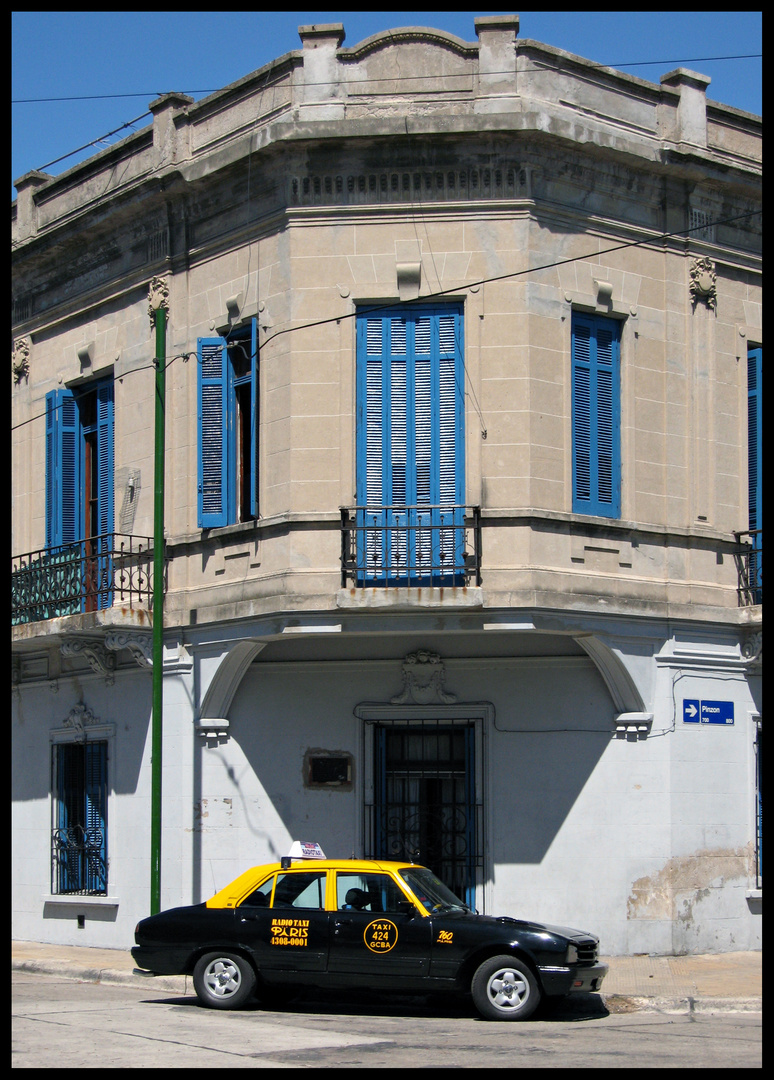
[12,17,761,955]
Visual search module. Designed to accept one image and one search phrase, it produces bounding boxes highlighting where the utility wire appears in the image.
[11,51,762,103]
[263,208,762,346]
[13,50,760,174]
[11,206,761,435]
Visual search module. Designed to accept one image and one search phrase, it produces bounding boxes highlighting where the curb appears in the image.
[13,958,190,995]
[603,994,762,1015]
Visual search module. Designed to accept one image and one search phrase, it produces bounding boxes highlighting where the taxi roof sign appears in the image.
[287,841,326,860]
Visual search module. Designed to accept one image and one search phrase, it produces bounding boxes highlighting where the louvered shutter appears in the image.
[198,337,229,527]
[84,741,108,893]
[250,317,260,519]
[356,304,464,583]
[45,389,79,547]
[572,313,621,517]
[95,381,115,609]
[747,347,762,601]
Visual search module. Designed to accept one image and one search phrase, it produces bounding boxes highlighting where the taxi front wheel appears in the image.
[193,951,256,1009]
[471,955,540,1021]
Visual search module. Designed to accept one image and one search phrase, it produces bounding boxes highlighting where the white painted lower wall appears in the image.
[11,621,762,956]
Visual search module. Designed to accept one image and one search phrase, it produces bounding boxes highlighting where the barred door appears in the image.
[372,721,478,908]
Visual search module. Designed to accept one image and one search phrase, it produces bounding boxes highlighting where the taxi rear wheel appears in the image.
[471,955,540,1021]
[193,951,256,1010]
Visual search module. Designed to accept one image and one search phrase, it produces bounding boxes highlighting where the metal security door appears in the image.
[372,721,478,908]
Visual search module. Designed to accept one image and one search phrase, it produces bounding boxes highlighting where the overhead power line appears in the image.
[11,51,762,103]
[11,207,761,434]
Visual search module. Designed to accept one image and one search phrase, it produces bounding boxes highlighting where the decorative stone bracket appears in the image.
[61,631,153,682]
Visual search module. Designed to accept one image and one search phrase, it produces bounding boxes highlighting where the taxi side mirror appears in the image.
[397,900,418,917]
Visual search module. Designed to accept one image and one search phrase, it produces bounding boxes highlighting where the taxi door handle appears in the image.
[335,917,355,928]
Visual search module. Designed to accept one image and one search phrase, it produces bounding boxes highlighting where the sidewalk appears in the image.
[12,939,761,1014]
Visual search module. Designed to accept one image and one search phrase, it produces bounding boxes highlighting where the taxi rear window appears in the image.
[241,870,327,910]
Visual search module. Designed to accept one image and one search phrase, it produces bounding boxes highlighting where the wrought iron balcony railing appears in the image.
[12,533,160,626]
[340,506,482,588]
[733,529,762,606]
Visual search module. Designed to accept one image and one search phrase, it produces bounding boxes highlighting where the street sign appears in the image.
[683,699,734,725]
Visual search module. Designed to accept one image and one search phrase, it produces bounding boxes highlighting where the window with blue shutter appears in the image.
[52,741,108,895]
[197,319,259,528]
[747,346,762,602]
[572,312,621,517]
[44,377,115,613]
[356,303,465,584]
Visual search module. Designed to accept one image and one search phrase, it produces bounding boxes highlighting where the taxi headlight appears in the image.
[566,944,579,964]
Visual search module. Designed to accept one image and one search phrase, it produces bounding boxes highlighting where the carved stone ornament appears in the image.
[61,637,117,684]
[63,701,100,738]
[148,275,170,329]
[104,630,153,668]
[689,257,717,309]
[741,632,762,664]
[390,650,458,705]
[12,337,31,384]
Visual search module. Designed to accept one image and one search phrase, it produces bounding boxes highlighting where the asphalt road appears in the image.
[12,972,762,1069]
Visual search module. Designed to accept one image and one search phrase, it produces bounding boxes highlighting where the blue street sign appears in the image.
[683,700,700,722]
[683,699,734,725]
[700,700,734,725]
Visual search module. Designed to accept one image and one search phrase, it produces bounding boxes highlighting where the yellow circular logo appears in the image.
[364,919,399,953]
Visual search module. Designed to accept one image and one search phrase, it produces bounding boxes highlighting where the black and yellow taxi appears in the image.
[132,843,608,1021]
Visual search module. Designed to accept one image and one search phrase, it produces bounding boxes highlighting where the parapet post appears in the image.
[474,14,519,113]
[660,68,711,149]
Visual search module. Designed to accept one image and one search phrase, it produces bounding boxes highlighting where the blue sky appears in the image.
[12,11,761,200]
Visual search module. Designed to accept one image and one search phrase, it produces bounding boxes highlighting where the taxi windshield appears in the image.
[399,867,469,913]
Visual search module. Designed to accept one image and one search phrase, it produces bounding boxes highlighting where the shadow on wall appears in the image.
[192,637,615,890]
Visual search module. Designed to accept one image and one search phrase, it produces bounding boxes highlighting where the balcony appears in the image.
[734,529,762,606]
[11,534,159,627]
[340,506,482,588]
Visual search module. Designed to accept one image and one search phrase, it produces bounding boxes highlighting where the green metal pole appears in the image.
[150,301,166,915]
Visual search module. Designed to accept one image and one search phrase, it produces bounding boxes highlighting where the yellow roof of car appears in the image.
[206,858,422,909]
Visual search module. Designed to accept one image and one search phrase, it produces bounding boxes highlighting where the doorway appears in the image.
[371,720,479,908]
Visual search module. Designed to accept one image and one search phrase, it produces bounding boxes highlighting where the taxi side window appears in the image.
[336,872,408,914]
[241,878,274,907]
[272,871,327,910]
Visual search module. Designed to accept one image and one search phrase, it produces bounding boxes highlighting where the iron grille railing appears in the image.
[341,505,482,588]
[12,533,160,626]
[51,825,107,896]
[733,529,762,606]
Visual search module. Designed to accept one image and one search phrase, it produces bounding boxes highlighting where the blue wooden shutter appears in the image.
[84,741,108,893]
[95,381,115,609]
[250,318,260,519]
[572,313,621,517]
[198,337,229,527]
[747,347,762,601]
[95,381,115,539]
[356,304,464,583]
[45,388,79,547]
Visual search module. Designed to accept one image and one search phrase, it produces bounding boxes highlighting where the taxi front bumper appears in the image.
[538,961,609,995]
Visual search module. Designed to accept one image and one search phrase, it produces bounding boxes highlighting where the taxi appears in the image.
[132,843,608,1021]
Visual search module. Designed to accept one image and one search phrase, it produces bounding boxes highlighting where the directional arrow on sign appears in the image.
[685,703,697,718]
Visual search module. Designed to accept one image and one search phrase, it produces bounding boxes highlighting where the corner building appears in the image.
[12,16,762,955]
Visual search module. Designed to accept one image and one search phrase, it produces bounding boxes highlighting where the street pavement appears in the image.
[12,939,761,1014]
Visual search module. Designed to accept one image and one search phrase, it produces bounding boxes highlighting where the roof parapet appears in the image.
[660,68,711,149]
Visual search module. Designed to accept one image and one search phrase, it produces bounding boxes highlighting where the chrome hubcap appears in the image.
[206,960,239,996]
[490,969,528,1009]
